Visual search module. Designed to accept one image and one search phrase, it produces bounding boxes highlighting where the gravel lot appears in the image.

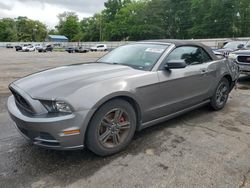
[0,48,250,188]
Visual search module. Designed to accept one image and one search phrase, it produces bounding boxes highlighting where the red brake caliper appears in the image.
[119,116,125,123]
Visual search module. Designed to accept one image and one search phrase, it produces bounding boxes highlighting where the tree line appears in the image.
[1,0,250,42]
[0,17,47,42]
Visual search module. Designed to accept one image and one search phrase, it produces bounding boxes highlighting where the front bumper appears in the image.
[238,64,250,75]
[7,95,90,150]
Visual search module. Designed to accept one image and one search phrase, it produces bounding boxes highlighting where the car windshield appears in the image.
[245,41,250,49]
[223,41,246,49]
[97,43,168,70]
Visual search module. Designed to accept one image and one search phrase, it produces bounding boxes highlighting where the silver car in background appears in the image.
[229,50,250,75]
[228,40,250,75]
[7,40,239,156]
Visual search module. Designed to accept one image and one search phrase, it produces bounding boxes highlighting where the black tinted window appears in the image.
[166,46,212,65]
[201,48,212,62]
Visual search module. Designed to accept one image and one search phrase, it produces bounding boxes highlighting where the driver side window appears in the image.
[166,46,212,65]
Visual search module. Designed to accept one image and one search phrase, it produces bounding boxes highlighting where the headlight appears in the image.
[228,53,237,59]
[54,101,72,113]
[41,100,72,113]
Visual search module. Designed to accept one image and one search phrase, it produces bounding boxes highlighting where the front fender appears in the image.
[66,79,143,113]
[91,91,142,111]
[225,59,240,81]
[67,82,143,144]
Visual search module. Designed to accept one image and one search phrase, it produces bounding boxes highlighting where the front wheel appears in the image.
[86,99,137,156]
[210,78,230,110]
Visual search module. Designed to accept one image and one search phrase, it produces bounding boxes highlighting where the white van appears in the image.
[90,44,107,51]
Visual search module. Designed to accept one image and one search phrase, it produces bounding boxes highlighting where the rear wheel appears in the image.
[86,99,136,156]
[210,78,230,110]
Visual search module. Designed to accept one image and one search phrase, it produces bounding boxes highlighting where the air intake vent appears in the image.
[9,87,34,114]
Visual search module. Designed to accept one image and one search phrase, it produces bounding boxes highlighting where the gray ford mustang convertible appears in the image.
[7,40,239,156]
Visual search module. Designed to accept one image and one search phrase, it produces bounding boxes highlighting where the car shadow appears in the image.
[238,75,250,85]
[237,75,250,89]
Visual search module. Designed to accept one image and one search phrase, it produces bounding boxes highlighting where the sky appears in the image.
[0,0,106,28]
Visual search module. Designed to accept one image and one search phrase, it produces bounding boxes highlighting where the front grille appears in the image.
[9,87,34,114]
[237,56,250,64]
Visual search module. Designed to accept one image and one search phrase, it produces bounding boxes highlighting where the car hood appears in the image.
[232,50,250,55]
[12,63,143,99]
[215,48,234,53]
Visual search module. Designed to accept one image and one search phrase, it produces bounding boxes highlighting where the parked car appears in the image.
[75,46,90,53]
[35,44,43,50]
[22,45,36,52]
[15,45,23,51]
[242,40,250,50]
[37,45,53,52]
[15,44,31,52]
[65,46,76,53]
[6,44,14,48]
[214,41,247,55]
[229,50,250,75]
[90,44,107,51]
[7,40,239,156]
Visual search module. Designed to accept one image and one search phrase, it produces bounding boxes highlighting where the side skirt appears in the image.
[139,100,210,131]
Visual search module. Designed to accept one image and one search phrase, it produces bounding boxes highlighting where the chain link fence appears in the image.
[1,38,250,49]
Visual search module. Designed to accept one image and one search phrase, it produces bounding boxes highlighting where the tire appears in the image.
[210,78,230,110]
[86,99,137,156]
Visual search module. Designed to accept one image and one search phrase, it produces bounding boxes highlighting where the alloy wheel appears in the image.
[98,108,131,148]
[216,82,229,106]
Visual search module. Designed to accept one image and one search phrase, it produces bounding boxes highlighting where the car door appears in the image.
[153,45,216,119]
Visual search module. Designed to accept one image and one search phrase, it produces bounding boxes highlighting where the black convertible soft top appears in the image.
[140,39,219,61]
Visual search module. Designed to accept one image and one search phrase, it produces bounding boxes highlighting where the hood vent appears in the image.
[9,87,34,114]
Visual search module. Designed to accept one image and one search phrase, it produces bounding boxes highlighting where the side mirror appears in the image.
[237,44,244,49]
[164,60,187,70]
